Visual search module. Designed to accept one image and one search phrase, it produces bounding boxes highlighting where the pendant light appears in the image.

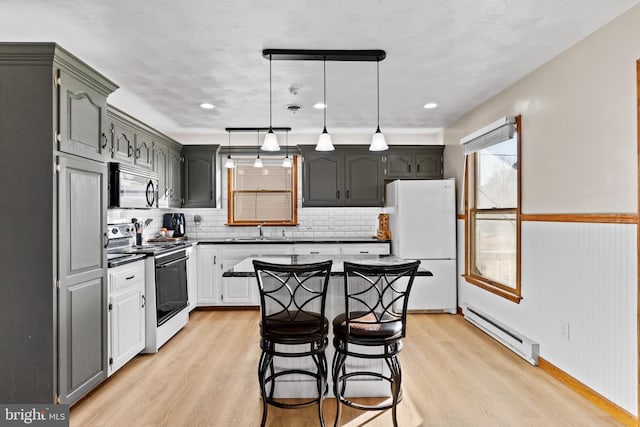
[224,130,235,168]
[261,55,280,151]
[370,60,388,151]
[253,130,264,168]
[282,130,292,168]
[316,59,334,151]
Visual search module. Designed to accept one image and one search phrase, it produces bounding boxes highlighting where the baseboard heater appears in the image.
[463,304,539,366]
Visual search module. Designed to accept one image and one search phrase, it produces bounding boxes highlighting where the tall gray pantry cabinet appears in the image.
[0,43,118,405]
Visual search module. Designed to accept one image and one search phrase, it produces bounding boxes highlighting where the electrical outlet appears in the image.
[560,321,570,341]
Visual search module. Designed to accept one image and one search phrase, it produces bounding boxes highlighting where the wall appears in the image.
[445,5,640,415]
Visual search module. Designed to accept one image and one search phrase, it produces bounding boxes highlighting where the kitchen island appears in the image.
[224,254,431,399]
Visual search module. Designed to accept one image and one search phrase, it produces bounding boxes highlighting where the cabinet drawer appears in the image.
[292,244,341,255]
[341,244,390,255]
[108,261,145,292]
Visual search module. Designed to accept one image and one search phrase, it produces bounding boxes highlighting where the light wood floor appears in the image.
[71,310,622,426]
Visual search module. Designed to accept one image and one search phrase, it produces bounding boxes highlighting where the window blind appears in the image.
[461,117,516,155]
[232,161,294,222]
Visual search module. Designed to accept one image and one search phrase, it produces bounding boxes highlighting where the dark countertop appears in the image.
[223,254,432,277]
[196,237,391,245]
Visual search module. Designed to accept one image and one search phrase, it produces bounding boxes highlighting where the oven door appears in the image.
[155,250,188,326]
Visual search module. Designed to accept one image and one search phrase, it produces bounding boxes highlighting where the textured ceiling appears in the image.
[1,0,638,135]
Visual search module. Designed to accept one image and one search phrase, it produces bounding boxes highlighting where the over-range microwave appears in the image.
[109,163,158,209]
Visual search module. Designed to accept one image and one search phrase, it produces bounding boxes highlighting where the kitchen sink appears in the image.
[225,236,292,242]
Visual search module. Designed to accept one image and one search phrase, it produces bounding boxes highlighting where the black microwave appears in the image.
[109,163,159,209]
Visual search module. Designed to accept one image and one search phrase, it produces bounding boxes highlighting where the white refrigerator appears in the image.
[386,179,457,313]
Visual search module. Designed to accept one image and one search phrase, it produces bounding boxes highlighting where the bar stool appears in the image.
[332,260,420,427]
[253,260,333,427]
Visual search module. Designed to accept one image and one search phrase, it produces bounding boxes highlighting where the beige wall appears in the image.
[444,5,640,214]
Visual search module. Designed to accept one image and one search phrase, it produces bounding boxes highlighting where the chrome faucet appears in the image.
[257,222,264,238]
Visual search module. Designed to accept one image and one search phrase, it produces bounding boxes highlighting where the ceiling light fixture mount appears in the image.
[263,49,387,152]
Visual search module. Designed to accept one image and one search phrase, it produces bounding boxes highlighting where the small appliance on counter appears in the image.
[163,213,186,237]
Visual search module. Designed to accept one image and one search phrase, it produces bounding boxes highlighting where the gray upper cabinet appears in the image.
[182,146,218,208]
[134,131,154,170]
[385,146,444,179]
[0,43,117,406]
[57,69,110,162]
[57,155,108,405]
[109,115,134,164]
[302,151,345,207]
[301,147,384,207]
[168,147,182,208]
[344,152,384,206]
[154,141,169,207]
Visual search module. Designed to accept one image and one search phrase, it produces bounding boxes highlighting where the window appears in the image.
[464,116,521,302]
[227,156,298,225]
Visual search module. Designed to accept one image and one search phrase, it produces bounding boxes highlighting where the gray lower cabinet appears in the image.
[57,155,108,405]
[57,69,110,162]
[301,147,383,207]
[0,43,116,405]
[385,146,444,179]
[182,146,217,208]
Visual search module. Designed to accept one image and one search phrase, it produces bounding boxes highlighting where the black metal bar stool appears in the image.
[332,260,420,427]
[253,260,333,427]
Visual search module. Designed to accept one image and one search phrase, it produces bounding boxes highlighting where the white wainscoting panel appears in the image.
[456,219,638,415]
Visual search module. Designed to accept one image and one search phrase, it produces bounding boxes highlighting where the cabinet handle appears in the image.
[170,189,174,197]
[165,189,169,198]
[417,164,420,173]
[101,133,108,149]
[408,164,411,173]
[135,148,141,159]
[359,251,369,254]
[213,255,217,264]
[336,190,340,199]
[310,251,320,254]
[346,190,350,199]
[103,232,109,248]
[127,144,133,158]
[141,295,146,308]
[125,275,135,280]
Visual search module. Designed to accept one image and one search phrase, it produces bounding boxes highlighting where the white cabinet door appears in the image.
[107,260,145,376]
[186,246,198,311]
[220,244,293,305]
[109,287,145,375]
[341,243,390,255]
[197,245,220,305]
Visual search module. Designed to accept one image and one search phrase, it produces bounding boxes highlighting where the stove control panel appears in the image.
[106,224,136,240]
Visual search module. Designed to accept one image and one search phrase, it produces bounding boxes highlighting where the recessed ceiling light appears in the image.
[199,102,215,110]
[423,102,438,109]
[313,102,326,109]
